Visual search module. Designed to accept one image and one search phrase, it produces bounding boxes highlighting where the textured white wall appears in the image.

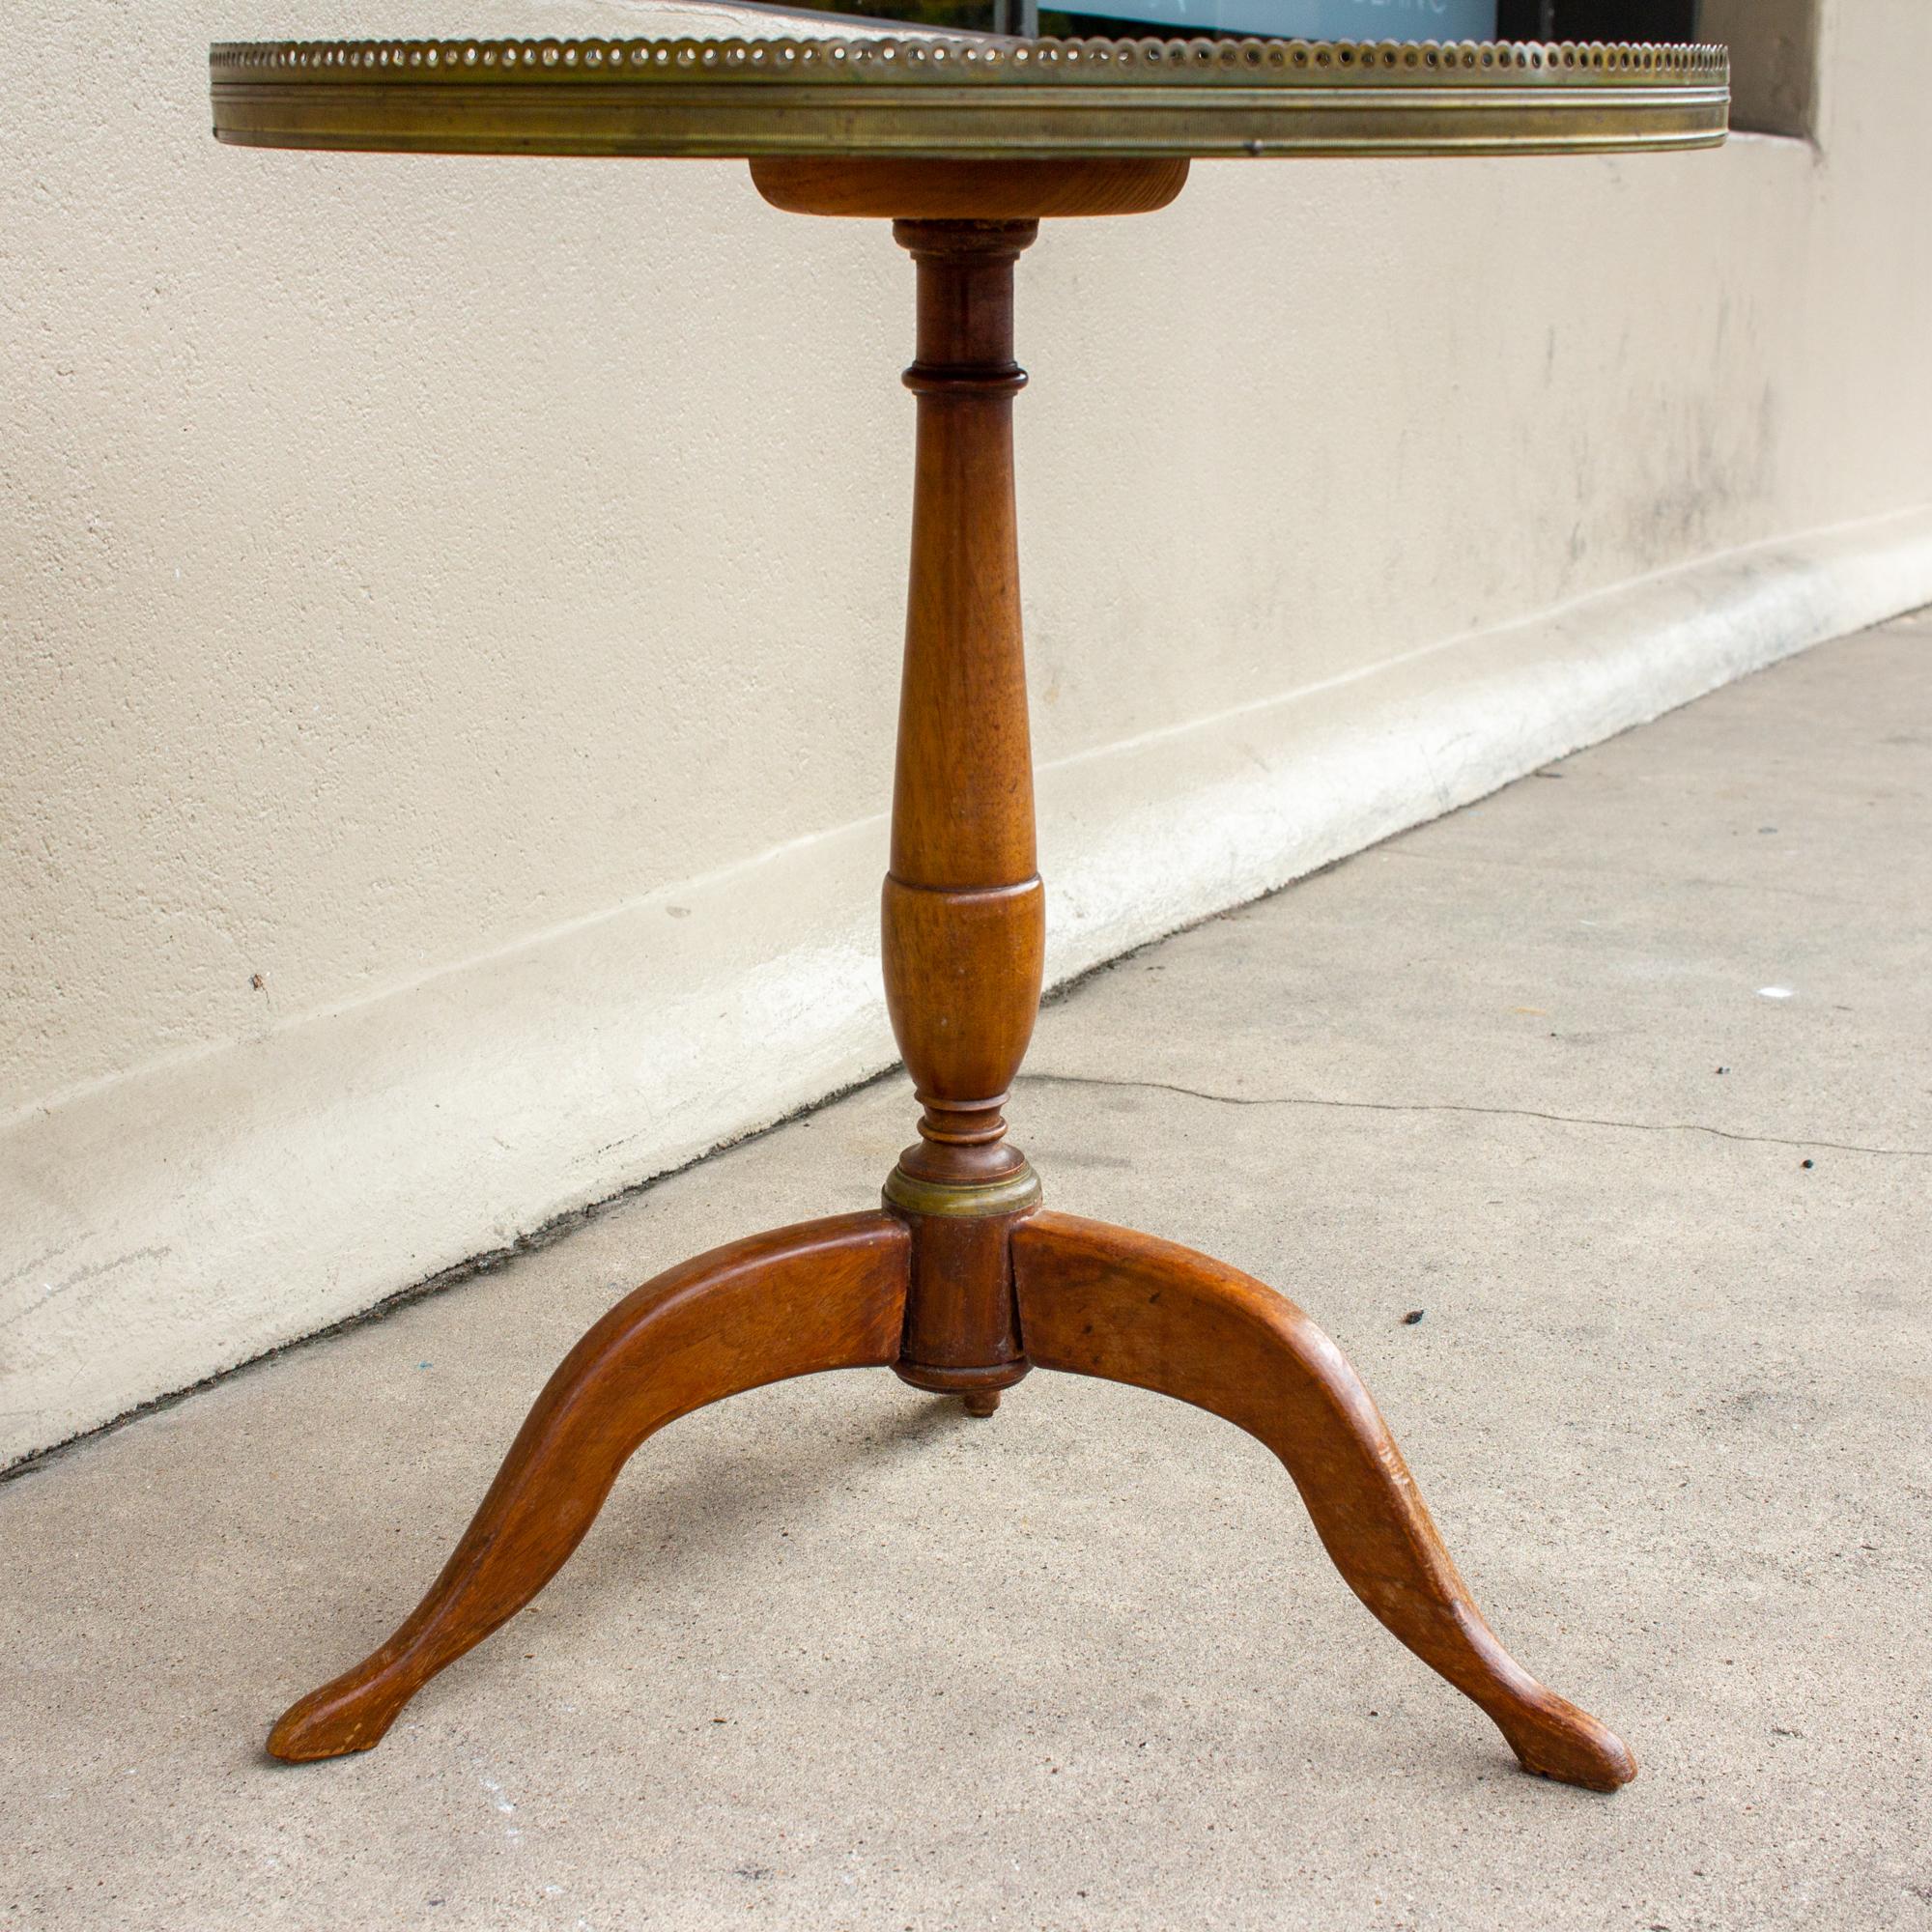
[1704,0,1821,135]
[5,0,1931,1464]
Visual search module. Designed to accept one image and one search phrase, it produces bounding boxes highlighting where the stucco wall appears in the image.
[1704,0,1822,136]
[5,0,1930,1465]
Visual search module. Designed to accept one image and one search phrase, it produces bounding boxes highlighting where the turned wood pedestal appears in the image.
[262,156,1638,1791]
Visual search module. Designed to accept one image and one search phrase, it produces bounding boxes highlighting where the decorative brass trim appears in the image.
[210,34,1728,159]
[883,1161,1043,1220]
[209,36,1730,79]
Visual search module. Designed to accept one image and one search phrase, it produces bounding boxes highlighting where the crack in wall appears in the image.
[1015,1072,1930,1159]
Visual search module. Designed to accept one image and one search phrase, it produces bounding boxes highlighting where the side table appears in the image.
[210,29,1728,1791]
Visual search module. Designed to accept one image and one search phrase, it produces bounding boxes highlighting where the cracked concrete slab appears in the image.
[3,614,1928,1930]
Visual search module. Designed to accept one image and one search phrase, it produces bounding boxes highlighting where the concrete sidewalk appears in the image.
[5,614,1928,1932]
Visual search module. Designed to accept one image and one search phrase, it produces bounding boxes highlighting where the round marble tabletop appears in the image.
[210,33,1728,160]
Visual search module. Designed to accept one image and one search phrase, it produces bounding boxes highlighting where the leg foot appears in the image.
[962,1389,1001,1418]
[270,1211,909,1761]
[1011,1211,1635,1792]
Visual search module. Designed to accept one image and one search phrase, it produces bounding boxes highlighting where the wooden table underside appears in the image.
[215,38,1729,1790]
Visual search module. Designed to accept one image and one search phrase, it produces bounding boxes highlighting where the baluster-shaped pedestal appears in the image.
[882,215,1044,1417]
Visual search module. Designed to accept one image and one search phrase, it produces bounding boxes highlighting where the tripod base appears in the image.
[268,1201,1634,1791]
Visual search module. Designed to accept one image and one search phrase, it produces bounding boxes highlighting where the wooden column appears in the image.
[881,219,1047,1409]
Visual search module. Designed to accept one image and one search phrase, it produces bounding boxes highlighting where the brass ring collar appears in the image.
[883,1159,1042,1220]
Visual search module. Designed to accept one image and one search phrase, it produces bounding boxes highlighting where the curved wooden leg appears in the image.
[269,1211,909,1762]
[1011,1210,1635,1791]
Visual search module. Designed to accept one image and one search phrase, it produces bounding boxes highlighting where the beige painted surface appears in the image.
[5,0,1931,1464]
[1705,0,1824,136]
